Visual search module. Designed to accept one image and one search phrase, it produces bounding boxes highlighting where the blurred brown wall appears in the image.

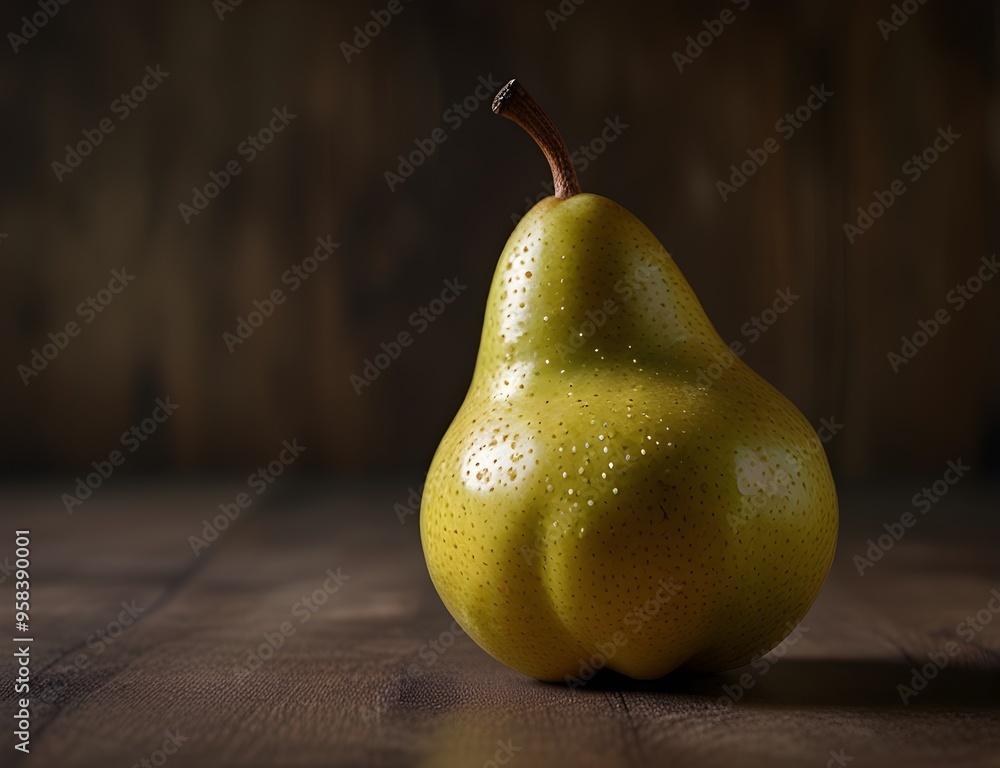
[1,0,997,477]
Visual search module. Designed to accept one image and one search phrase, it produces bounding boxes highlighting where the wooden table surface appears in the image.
[1,478,998,767]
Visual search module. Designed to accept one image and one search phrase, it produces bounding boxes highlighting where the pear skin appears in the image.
[420,83,837,682]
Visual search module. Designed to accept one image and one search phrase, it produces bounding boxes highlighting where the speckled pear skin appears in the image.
[420,193,838,682]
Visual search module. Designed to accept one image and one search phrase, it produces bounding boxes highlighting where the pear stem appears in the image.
[492,79,582,199]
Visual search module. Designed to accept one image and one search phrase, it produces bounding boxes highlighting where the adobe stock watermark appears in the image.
[213,0,242,21]
[62,397,180,514]
[672,0,751,73]
[233,567,350,677]
[489,262,684,375]
[843,125,960,244]
[877,0,928,41]
[853,458,969,575]
[727,416,843,530]
[399,620,465,681]
[513,286,807,562]
[717,622,809,705]
[564,579,683,687]
[129,730,188,768]
[189,439,306,556]
[360,619,466,726]
[222,236,339,353]
[545,0,586,31]
[897,586,1000,704]
[512,273,696,559]
[509,115,629,225]
[17,267,135,385]
[825,749,854,768]
[14,696,56,750]
[716,84,833,201]
[394,482,424,524]
[349,276,467,394]
[479,740,521,768]
[384,74,501,192]
[694,287,799,387]
[52,65,169,182]
[340,0,413,63]
[178,106,296,223]
[886,254,997,373]
[0,555,17,584]
[7,0,71,54]
[55,600,144,675]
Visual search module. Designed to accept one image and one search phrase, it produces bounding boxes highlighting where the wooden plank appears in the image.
[1,480,998,767]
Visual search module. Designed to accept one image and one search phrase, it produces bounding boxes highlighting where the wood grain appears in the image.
[1,1,996,477]
[1,479,998,767]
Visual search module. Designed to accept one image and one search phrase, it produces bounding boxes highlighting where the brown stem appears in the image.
[492,79,581,199]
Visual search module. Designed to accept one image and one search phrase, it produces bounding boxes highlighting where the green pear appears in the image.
[420,80,838,682]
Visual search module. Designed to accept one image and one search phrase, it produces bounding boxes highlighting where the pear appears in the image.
[420,80,838,682]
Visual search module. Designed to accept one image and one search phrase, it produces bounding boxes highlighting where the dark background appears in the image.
[2,5,999,766]
[2,0,998,481]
